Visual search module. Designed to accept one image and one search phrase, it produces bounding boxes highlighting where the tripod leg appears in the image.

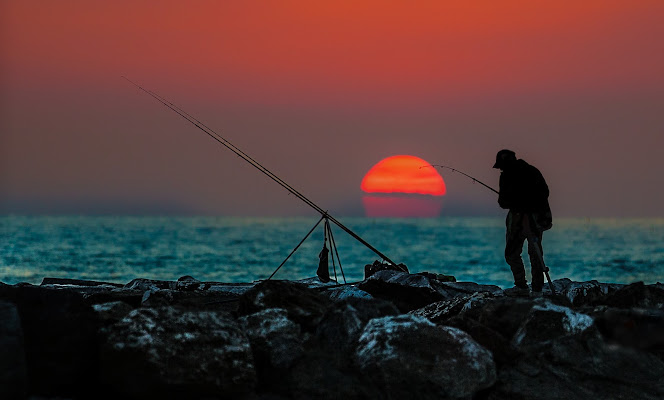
[268,215,325,280]
[325,220,338,283]
[327,222,346,284]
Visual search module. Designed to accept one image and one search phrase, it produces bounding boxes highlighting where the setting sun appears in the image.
[361,155,446,196]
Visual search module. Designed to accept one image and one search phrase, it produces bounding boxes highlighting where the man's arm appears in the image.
[533,167,549,199]
[498,173,512,209]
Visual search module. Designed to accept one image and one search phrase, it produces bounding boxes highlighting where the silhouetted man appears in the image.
[494,149,552,297]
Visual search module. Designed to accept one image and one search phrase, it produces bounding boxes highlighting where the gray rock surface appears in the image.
[92,300,134,326]
[358,270,502,312]
[239,308,303,395]
[493,323,664,399]
[316,297,400,354]
[2,275,664,399]
[238,279,332,332]
[355,314,497,399]
[410,291,497,324]
[357,270,448,311]
[101,306,256,398]
[547,278,624,306]
[239,308,303,369]
[323,284,373,301]
[512,300,595,348]
[124,278,177,291]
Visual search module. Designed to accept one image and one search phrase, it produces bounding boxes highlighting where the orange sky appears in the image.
[1,1,663,216]
[4,1,663,105]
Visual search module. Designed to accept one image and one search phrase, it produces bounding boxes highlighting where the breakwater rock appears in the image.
[1,272,664,399]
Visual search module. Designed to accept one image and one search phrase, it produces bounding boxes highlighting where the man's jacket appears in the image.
[498,159,552,230]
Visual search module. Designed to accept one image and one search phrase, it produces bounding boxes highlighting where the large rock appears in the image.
[40,276,248,312]
[410,293,520,367]
[206,282,255,297]
[316,297,400,354]
[100,307,256,398]
[602,281,664,309]
[0,301,27,399]
[438,281,503,297]
[593,307,664,359]
[288,349,378,400]
[546,278,625,306]
[139,288,241,313]
[410,292,496,324]
[475,297,538,340]
[492,329,664,399]
[237,280,332,332]
[552,279,609,306]
[321,284,373,302]
[489,299,664,399]
[174,275,207,291]
[545,279,664,309]
[239,308,302,369]
[92,301,135,327]
[440,297,536,367]
[355,314,496,399]
[357,270,501,312]
[80,287,144,308]
[0,284,100,397]
[174,276,255,296]
[285,298,400,399]
[41,277,124,288]
[356,270,447,311]
[512,300,595,348]
[239,308,303,395]
[446,314,515,368]
[124,278,177,291]
[40,278,144,307]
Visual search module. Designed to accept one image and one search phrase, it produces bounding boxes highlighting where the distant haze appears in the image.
[1,1,663,217]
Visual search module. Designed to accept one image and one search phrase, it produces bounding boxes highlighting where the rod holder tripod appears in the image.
[321,216,346,284]
[268,214,346,284]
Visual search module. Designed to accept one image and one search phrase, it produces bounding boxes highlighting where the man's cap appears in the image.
[493,149,516,169]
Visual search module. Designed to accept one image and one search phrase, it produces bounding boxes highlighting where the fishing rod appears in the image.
[423,164,499,194]
[122,77,396,266]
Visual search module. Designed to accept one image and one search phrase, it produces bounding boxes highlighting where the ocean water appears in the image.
[1,216,663,288]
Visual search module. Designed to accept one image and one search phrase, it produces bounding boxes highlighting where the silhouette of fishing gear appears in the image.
[421,164,498,194]
[123,77,394,282]
[425,163,556,295]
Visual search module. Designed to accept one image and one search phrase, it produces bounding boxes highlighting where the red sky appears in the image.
[2,1,663,216]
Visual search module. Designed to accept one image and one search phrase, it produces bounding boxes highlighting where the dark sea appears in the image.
[1,216,663,287]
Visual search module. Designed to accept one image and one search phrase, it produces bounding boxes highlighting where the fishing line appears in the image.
[422,164,499,194]
[143,84,315,212]
[123,77,316,212]
[123,77,396,265]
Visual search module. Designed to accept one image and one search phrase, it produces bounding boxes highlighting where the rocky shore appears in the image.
[1,270,663,399]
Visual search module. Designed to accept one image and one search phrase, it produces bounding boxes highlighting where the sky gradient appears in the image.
[2,1,663,217]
